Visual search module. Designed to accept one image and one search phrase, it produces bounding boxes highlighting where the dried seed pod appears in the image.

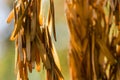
[116,44,120,57]
[30,41,37,69]
[7,0,63,80]
[25,18,31,61]
[36,35,51,69]
[6,9,14,23]
[50,0,56,41]
[65,0,119,79]
[18,32,24,61]
[27,61,32,73]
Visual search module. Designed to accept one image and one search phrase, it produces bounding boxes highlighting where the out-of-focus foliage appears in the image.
[0,0,69,80]
[65,0,120,80]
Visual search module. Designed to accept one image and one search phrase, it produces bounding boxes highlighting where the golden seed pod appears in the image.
[7,0,63,80]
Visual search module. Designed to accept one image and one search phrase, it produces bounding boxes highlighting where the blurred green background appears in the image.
[0,0,70,80]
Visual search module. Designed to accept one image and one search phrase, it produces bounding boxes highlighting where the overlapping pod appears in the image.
[65,0,119,80]
[7,0,63,80]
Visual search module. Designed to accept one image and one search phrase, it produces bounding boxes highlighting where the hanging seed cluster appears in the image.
[7,0,63,80]
[65,0,119,80]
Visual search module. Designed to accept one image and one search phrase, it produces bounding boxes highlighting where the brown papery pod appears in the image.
[7,0,63,80]
[50,0,56,41]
